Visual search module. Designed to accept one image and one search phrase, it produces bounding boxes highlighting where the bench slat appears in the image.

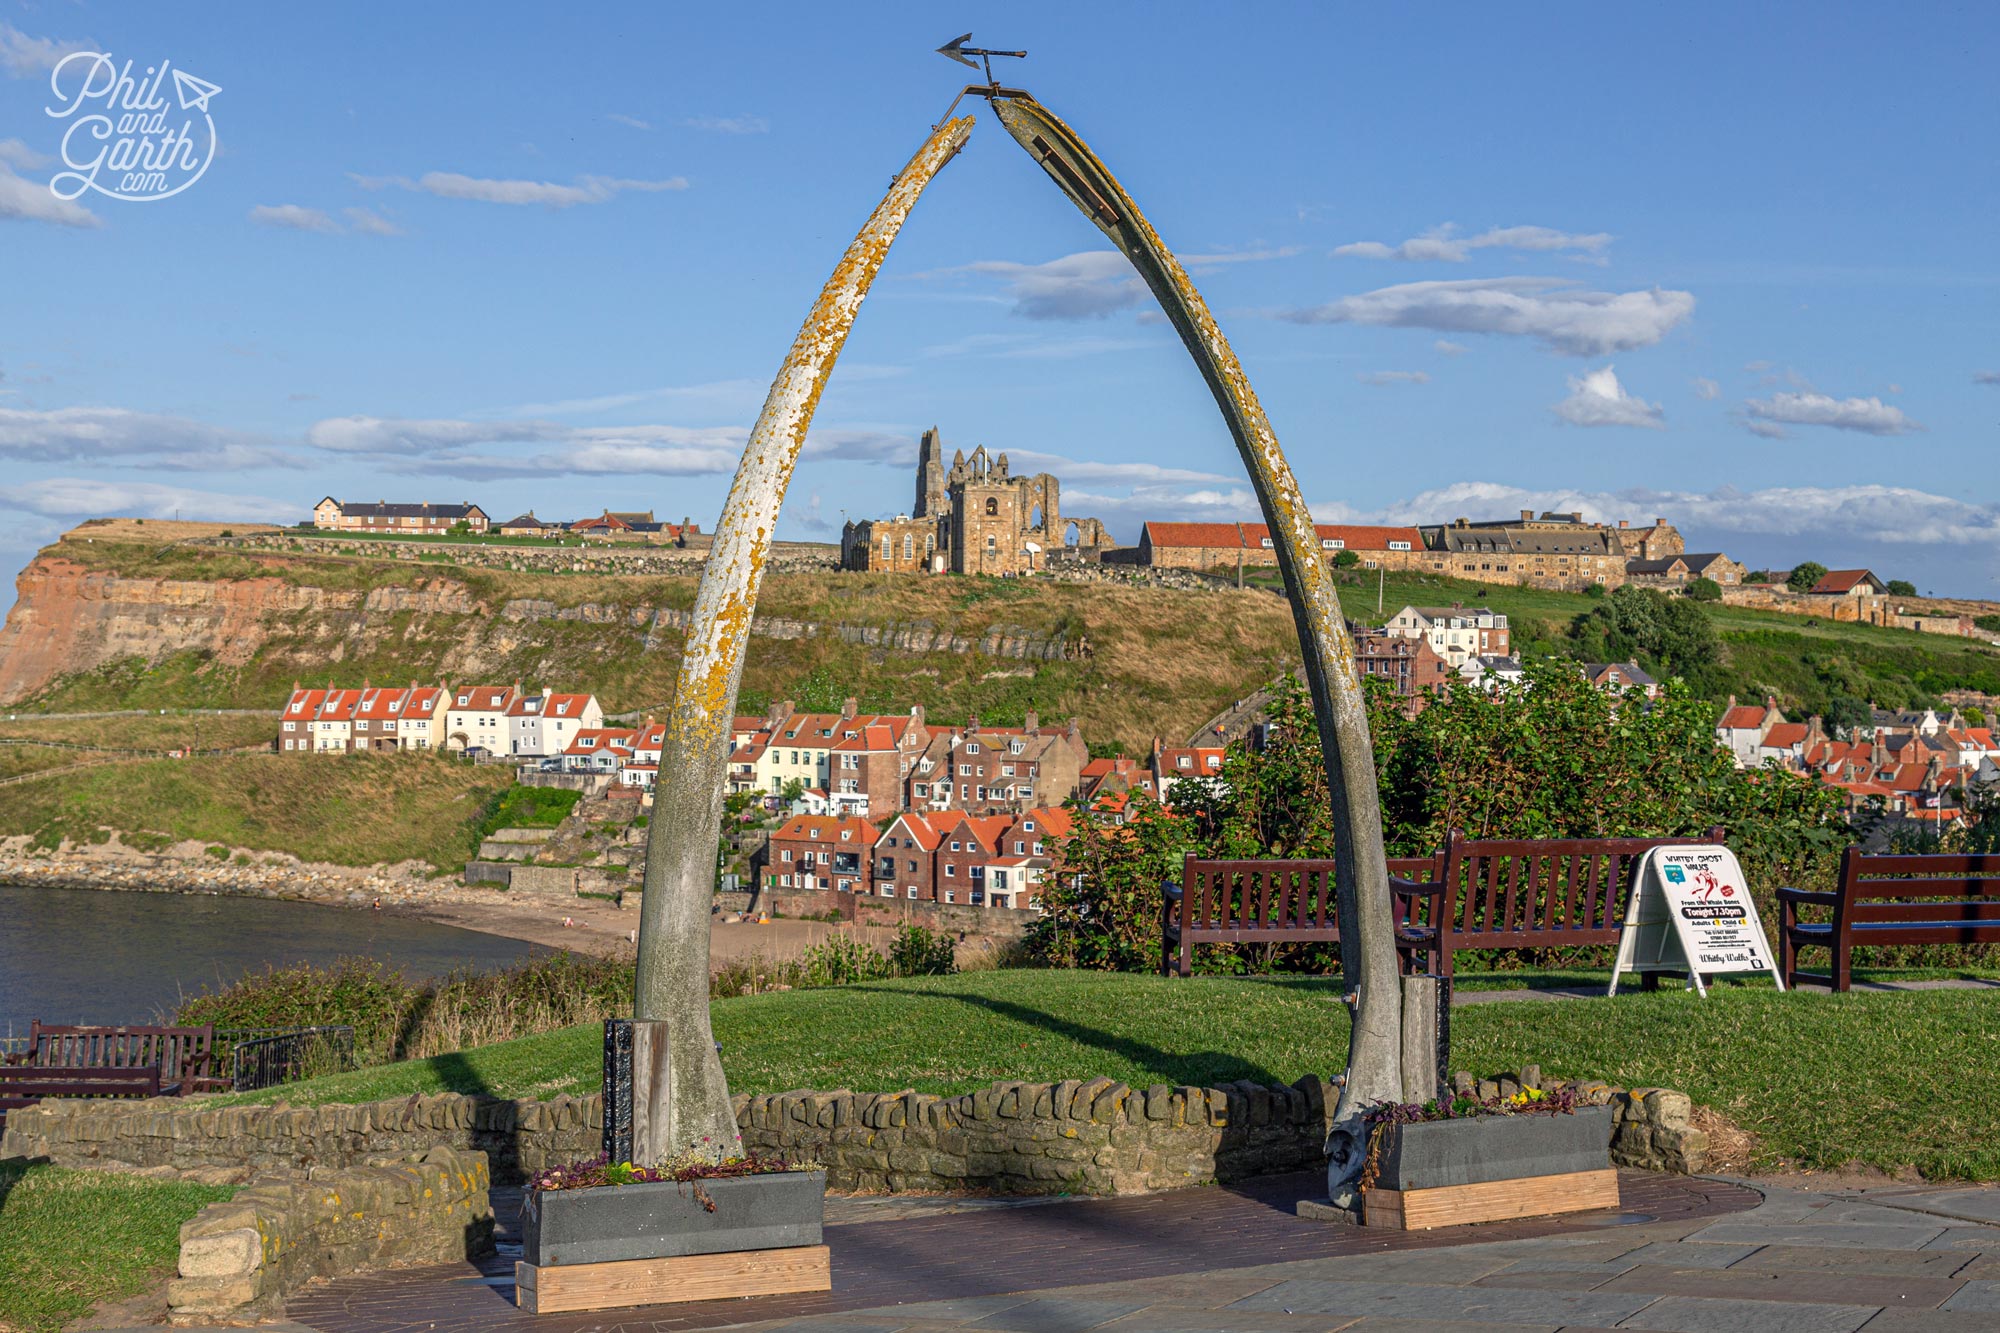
[1850,877,2000,897]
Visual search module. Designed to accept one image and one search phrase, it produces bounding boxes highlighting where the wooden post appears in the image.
[629,1020,674,1167]
[1399,975,1440,1104]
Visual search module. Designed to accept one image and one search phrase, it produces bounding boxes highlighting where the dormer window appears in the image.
[1024,820,1036,832]
[1178,756,1191,769]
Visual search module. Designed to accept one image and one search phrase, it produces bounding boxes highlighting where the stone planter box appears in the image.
[1363,1107,1617,1229]
[516,1170,828,1313]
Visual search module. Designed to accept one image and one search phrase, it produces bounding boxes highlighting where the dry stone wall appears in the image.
[167,1145,492,1325]
[2,1071,1709,1196]
[1452,1066,1709,1175]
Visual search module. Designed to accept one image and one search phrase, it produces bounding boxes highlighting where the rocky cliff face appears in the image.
[0,553,487,704]
[0,547,1070,707]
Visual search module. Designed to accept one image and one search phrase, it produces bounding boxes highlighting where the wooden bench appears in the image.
[1394,829,1725,979]
[1161,854,1439,977]
[1778,849,2000,991]
[0,1064,162,1135]
[4,1022,225,1094]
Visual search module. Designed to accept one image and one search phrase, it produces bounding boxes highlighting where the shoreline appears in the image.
[0,844,881,969]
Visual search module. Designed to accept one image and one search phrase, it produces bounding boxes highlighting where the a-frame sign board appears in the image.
[1608,844,1784,996]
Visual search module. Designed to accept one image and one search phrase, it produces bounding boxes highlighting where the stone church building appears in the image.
[840,427,1108,576]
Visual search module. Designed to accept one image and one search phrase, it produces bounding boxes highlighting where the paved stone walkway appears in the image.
[731,1178,2000,1332]
[287,1172,1754,1332]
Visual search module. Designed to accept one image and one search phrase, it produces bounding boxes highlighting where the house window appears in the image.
[950,841,961,851]
[284,722,295,731]
[984,498,999,516]
[945,890,956,903]
[946,864,957,876]
[907,886,918,899]
[782,849,793,861]
[966,742,981,755]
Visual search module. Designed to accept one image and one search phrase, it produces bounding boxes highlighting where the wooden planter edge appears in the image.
[515,1243,832,1314]
[1363,1167,1619,1230]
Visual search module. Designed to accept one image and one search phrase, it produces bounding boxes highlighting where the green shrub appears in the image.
[889,924,957,976]
[799,934,891,987]
[204,844,229,860]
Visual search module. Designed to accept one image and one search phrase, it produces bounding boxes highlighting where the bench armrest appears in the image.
[1775,888,1838,906]
[1162,881,1184,904]
[1389,876,1442,899]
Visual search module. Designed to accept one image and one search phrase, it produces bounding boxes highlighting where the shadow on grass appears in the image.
[849,983,1287,1088]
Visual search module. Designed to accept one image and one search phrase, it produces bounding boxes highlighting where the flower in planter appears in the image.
[531,1148,823,1195]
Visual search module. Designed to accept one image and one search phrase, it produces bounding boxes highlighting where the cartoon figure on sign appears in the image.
[1690,865,1736,902]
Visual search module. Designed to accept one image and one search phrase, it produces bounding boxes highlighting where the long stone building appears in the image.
[1132,508,1703,593]
[840,428,1110,576]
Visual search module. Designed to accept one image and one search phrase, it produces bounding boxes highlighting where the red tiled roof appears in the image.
[1810,569,1880,594]
[1762,723,1808,748]
[355,687,408,721]
[453,685,515,711]
[884,811,943,852]
[1718,706,1767,730]
[544,693,595,719]
[1143,521,1245,549]
[284,688,327,716]
[772,814,877,844]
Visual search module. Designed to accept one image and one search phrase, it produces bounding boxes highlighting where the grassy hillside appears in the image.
[14,531,1999,749]
[21,533,1305,752]
[0,751,513,866]
[1257,565,2000,716]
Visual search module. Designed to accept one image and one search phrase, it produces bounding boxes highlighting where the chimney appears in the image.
[1024,708,1039,734]
[909,703,925,727]
[1656,518,1667,527]
[1571,511,1583,523]
[1618,519,1629,529]
[967,714,980,732]
[1520,509,1534,522]
[840,697,857,720]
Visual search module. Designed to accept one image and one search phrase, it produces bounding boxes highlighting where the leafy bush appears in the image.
[1787,561,1829,592]
[1034,667,1850,974]
[476,785,582,839]
[1684,577,1722,601]
[798,934,890,987]
[888,924,957,976]
[1886,579,1918,597]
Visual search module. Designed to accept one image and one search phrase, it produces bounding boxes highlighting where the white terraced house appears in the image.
[277,681,447,753]
[506,691,605,757]
[445,683,520,755]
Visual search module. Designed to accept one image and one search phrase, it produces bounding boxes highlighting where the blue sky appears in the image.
[3,1,1998,610]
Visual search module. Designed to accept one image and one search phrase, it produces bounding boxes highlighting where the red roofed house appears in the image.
[350,681,450,753]
[506,690,604,758]
[562,727,639,774]
[446,683,519,754]
[1716,696,1790,768]
[1080,754,1158,803]
[764,814,876,893]
[932,813,1015,906]
[278,685,328,753]
[904,712,1088,816]
[871,811,944,901]
[1154,741,1228,804]
[1810,570,1887,598]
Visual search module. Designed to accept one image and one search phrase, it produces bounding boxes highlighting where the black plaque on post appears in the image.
[602,1018,634,1164]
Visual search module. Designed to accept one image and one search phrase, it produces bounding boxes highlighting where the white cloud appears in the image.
[0,407,294,469]
[503,378,766,417]
[1746,421,1789,440]
[1744,391,1919,436]
[1334,223,1612,263]
[343,207,402,236]
[308,415,745,478]
[1552,365,1664,429]
[1357,370,1431,386]
[1181,246,1305,268]
[1279,277,1695,356]
[351,171,688,207]
[0,162,98,227]
[0,22,92,77]
[607,114,652,131]
[956,251,1145,321]
[0,137,50,170]
[0,478,295,524]
[250,204,341,234]
[1692,376,1721,400]
[1975,371,2000,386]
[1433,340,1469,356]
[683,114,769,135]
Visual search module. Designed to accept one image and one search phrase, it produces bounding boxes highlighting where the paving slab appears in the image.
[1093,1309,1363,1332]
[1227,1278,1657,1326]
[1609,1294,1879,1332]
[960,1296,1153,1332]
[1939,1278,2000,1311]
[1595,1264,1961,1309]
[1677,1221,1946,1250]
[1725,1243,1974,1277]
[1870,1188,2000,1225]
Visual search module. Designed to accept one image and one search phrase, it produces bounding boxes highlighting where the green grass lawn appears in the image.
[224,969,2000,1180]
[0,1162,234,1333]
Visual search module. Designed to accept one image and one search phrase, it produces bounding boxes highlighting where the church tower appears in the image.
[914,426,947,519]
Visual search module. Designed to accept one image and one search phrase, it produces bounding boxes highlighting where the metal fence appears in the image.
[219,1025,356,1092]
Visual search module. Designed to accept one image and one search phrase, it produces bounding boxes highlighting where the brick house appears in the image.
[871,811,944,901]
[1352,629,1456,714]
[930,813,1013,905]
[731,702,929,812]
[280,681,447,753]
[905,713,1087,816]
[495,512,563,537]
[312,498,488,534]
[763,814,875,893]
[1582,662,1660,700]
